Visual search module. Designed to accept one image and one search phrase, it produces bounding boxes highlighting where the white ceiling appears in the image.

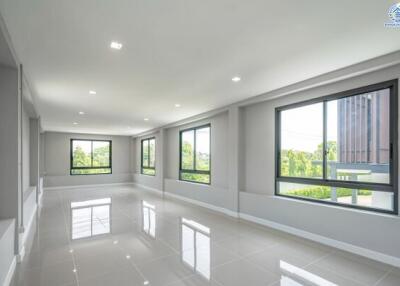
[0,0,399,135]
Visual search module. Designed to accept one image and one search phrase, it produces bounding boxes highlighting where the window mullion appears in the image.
[141,141,143,169]
[193,129,197,171]
[323,101,327,180]
[91,141,94,168]
[148,139,150,168]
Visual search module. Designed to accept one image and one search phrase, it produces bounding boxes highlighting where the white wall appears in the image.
[43,132,132,187]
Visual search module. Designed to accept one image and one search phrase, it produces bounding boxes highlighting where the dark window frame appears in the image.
[141,137,156,176]
[70,139,112,175]
[275,79,398,214]
[179,124,211,185]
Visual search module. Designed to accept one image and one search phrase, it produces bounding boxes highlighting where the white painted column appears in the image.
[228,106,240,213]
[30,118,40,203]
[0,66,21,255]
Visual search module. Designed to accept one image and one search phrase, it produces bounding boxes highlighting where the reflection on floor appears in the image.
[11,185,400,286]
[71,198,111,240]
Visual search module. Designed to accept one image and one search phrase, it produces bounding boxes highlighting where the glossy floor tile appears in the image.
[10,185,400,286]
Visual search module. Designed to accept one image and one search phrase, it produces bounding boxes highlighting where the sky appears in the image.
[281,101,338,153]
[182,127,210,154]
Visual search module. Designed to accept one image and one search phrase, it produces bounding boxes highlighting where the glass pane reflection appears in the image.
[142,201,156,238]
[70,198,111,240]
[180,218,211,280]
[280,260,337,286]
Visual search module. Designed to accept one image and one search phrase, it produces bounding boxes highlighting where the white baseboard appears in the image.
[239,212,400,268]
[44,182,134,191]
[132,182,238,218]
[38,190,43,207]
[132,183,163,194]
[17,200,38,264]
[21,204,37,248]
[3,256,16,286]
[16,246,25,263]
[164,192,239,218]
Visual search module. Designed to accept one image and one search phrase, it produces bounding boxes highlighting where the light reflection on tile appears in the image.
[142,200,156,238]
[280,260,337,286]
[181,217,211,280]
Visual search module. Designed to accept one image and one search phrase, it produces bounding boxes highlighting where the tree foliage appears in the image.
[281,141,337,178]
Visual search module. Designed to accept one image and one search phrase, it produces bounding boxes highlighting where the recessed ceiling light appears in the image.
[72,269,77,273]
[126,254,131,259]
[232,76,241,82]
[113,240,119,245]
[175,103,181,108]
[144,281,149,285]
[78,111,85,115]
[73,122,78,125]
[89,90,96,95]
[144,118,149,121]
[110,41,123,50]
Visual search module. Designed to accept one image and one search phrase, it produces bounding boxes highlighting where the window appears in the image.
[141,137,156,176]
[70,139,112,175]
[276,80,398,214]
[180,124,211,184]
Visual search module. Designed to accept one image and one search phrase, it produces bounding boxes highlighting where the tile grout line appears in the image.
[373,268,393,286]
[307,249,385,286]
[58,191,80,286]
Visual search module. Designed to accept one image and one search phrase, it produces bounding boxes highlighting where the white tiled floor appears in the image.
[11,185,400,286]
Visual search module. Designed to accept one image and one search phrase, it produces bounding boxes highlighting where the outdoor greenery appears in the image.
[142,168,155,176]
[71,168,111,175]
[280,141,373,201]
[280,141,337,178]
[285,186,371,200]
[181,172,210,184]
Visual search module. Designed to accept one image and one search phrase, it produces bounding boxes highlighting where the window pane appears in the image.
[71,168,111,175]
[181,130,195,170]
[181,172,210,184]
[142,140,149,167]
[71,208,92,239]
[149,139,156,168]
[196,231,211,279]
[92,205,110,235]
[327,89,390,184]
[278,182,393,211]
[142,168,155,176]
[72,140,92,167]
[196,127,210,171]
[182,225,195,266]
[93,141,110,167]
[280,103,323,178]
